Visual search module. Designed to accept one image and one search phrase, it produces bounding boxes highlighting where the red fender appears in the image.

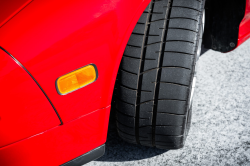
[238,0,250,46]
[0,0,150,165]
[0,0,151,123]
[0,48,61,148]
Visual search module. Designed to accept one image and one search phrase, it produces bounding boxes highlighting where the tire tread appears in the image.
[115,0,204,149]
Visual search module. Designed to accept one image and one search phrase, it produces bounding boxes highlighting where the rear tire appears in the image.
[114,0,205,149]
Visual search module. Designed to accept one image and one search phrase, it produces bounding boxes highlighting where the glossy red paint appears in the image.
[0,106,110,166]
[0,0,150,164]
[0,0,151,123]
[0,49,61,148]
[0,0,32,28]
[238,0,250,46]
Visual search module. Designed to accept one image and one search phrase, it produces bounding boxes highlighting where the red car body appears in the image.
[0,0,249,165]
[238,0,250,46]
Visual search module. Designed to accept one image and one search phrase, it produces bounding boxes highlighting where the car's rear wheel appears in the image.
[114,0,205,149]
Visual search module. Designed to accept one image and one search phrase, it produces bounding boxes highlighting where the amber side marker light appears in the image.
[56,64,98,95]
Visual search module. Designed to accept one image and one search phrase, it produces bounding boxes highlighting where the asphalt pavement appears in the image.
[86,39,250,166]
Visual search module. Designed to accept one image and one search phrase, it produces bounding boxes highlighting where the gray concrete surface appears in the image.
[86,39,250,166]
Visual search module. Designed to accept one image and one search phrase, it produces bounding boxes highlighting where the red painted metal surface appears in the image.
[0,0,32,28]
[0,0,151,123]
[0,0,150,164]
[0,49,61,148]
[238,0,250,46]
[0,106,110,166]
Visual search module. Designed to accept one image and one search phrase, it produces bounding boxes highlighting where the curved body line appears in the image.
[0,46,63,124]
[238,0,250,46]
[0,0,33,28]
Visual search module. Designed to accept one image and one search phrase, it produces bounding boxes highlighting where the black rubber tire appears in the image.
[114,0,205,149]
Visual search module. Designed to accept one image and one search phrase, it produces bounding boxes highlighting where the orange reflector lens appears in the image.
[56,64,97,95]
